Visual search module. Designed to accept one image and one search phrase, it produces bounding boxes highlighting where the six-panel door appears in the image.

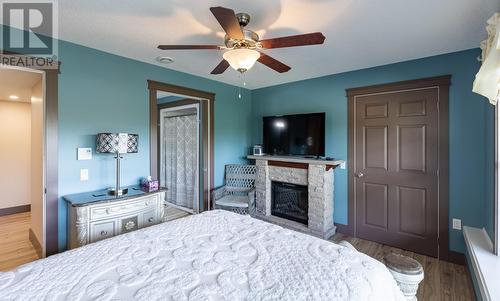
[354,88,439,257]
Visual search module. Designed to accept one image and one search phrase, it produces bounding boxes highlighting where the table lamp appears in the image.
[96,133,138,196]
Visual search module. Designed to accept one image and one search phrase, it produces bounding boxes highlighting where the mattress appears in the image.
[0,210,405,301]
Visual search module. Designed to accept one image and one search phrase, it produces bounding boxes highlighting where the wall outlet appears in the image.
[80,169,89,181]
[452,218,462,230]
[340,162,346,169]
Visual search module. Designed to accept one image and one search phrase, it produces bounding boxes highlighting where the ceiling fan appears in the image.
[158,6,326,75]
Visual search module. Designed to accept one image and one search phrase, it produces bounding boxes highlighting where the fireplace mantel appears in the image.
[247,155,344,167]
[247,155,344,239]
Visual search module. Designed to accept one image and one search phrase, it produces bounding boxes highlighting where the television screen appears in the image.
[263,112,325,157]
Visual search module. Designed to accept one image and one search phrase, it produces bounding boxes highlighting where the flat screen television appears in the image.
[263,112,325,157]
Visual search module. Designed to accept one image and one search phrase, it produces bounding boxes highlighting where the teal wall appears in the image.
[57,40,251,250]
[2,24,494,255]
[251,49,494,253]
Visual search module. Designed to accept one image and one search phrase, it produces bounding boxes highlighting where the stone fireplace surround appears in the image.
[247,155,343,239]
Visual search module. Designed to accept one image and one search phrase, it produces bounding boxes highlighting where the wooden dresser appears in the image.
[64,185,166,249]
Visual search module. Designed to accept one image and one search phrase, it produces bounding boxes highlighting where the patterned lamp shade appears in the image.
[96,133,138,154]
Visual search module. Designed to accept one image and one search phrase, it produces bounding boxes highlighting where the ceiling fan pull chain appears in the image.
[238,72,247,100]
[238,73,241,99]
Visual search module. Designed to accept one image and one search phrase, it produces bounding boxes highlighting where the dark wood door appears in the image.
[354,88,439,257]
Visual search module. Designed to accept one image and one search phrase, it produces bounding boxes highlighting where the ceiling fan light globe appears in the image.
[223,49,260,72]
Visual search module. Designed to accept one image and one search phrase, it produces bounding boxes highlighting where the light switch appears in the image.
[340,162,346,169]
[80,169,89,181]
[452,218,462,230]
[77,148,92,160]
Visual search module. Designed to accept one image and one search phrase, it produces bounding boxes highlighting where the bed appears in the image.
[0,210,405,300]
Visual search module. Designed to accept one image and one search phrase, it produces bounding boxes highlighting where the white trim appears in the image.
[463,226,500,301]
[495,105,499,255]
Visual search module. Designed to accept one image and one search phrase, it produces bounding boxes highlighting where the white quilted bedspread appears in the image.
[0,210,405,301]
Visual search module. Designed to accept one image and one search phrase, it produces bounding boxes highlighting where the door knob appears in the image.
[356,172,365,178]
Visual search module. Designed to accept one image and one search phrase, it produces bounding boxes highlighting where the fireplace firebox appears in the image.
[271,181,308,225]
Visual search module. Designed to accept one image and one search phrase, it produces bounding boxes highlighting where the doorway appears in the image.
[148,80,214,213]
[0,52,59,265]
[0,67,44,270]
[159,102,200,213]
[347,76,450,259]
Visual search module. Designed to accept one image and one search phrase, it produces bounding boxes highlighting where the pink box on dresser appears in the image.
[141,179,159,192]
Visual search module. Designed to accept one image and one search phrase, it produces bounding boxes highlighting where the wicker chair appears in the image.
[212,164,256,215]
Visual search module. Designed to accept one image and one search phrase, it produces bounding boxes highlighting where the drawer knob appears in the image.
[148,217,154,223]
[100,230,108,236]
[106,208,111,214]
[145,201,150,206]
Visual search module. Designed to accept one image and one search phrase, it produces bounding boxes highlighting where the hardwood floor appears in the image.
[0,207,190,272]
[331,233,476,301]
[0,212,39,271]
[164,204,191,221]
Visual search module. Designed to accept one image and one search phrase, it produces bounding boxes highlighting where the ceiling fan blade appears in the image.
[158,45,221,50]
[209,6,244,40]
[211,59,230,74]
[257,53,291,73]
[259,32,326,49]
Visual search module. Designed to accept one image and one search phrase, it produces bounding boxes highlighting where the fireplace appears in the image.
[251,156,340,239]
[271,181,308,225]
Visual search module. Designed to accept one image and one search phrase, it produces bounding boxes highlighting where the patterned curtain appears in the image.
[161,114,198,209]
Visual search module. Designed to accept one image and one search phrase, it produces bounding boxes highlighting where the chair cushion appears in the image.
[215,195,249,208]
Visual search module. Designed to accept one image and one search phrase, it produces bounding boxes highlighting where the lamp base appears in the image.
[108,187,128,196]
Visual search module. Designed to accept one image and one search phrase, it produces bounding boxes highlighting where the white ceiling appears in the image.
[58,0,499,89]
[0,68,42,103]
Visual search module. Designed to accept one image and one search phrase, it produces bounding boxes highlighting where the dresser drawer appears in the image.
[90,196,157,220]
[90,220,117,243]
[140,210,157,228]
[120,215,139,233]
